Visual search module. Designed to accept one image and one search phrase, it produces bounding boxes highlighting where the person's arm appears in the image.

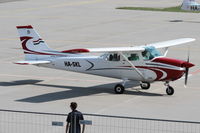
[66,122,69,133]
[82,124,85,133]
[80,113,85,133]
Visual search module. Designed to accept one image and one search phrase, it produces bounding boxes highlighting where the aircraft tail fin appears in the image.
[16,25,58,60]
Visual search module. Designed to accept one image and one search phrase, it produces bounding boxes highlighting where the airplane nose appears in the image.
[181,62,194,68]
[152,57,195,68]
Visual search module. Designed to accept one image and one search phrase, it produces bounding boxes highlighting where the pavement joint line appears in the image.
[0,37,130,46]
[95,87,162,114]
[0,73,112,83]
[0,0,105,15]
[0,68,199,84]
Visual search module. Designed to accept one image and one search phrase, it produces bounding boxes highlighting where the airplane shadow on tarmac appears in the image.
[0,79,163,103]
[0,79,43,86]
[169,19,200,23]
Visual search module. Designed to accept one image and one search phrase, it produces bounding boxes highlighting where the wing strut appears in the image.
[118,52,146,81]
[163,47,168,56]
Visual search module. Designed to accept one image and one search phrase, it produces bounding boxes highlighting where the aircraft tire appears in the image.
[140,82,150,90]
[166,86,174,95]
[114,84,125,94]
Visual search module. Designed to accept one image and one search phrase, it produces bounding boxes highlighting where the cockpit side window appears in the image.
[108,53,120,61]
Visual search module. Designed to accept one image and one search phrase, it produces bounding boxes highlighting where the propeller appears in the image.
[184,65,189,86]
[184,46,190,87]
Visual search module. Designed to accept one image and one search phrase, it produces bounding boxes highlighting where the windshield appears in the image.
[142,46,161,60]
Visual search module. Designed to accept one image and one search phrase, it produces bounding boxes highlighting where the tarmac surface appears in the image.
[0,0,200,122]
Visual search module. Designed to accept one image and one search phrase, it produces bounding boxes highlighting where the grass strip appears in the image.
[116,6,200,13]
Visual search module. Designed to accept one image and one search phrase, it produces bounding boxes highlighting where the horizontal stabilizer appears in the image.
[14,60,51,65]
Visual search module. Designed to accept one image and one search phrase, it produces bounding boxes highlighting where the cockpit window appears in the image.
[142,46,161,60]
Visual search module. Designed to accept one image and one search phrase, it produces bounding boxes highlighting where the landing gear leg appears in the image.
[114,79,127,94]
[164,81,174,95]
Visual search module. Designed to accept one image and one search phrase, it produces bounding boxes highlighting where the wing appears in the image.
[61,47,145,53]
[148,38,195,49]
[61,38,195,53]
[14,60,51,65]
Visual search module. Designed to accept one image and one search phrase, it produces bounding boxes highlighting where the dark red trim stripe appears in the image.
[20,37,63,56]
[61,49,90,53]
[152,57,185,67]
[24,51,60,55]
[137,66,185,81]
[16,25,33,29]
[33,38,42,42]
[14,63,29,65]
[119,66,185,81]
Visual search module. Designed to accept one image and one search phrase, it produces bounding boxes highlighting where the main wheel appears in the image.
[114,84,125,94]
[166,86,174,95]
[140,82,150,90]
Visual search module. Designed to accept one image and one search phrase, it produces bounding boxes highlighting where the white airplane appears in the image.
[15,25,195,95]
[181,0,200,11]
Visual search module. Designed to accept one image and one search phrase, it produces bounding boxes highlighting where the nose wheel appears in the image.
[165,82,174,95]
[166,86,174,95]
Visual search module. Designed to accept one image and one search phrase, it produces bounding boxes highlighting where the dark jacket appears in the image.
[66,110,84,133]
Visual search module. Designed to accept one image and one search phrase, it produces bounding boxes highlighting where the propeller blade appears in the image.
[185,67,189,86]
[185,45,190,87]
[187,52,190,63]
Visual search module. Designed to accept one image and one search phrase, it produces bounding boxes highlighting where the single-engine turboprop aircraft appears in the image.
[15,25,195,95]
[181,0,200,11]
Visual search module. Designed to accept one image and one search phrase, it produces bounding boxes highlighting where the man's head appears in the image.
[70,102,77,111]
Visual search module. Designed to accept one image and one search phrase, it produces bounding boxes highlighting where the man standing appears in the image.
[66,102,85,133]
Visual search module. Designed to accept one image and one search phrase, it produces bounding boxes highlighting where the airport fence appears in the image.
[0,109,200,133]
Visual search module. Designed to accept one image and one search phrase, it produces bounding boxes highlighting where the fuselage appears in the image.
[15,25,196,95]
[38,54,193,83]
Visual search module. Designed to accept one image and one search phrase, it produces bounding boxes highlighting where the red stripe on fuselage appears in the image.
[61,49,90,53]
[16,25,33,29]
[137,66,185,81]
[120,66,184,81]
[33,38,42,42]
[152,57,186,67]
[14,63,29,65]
[20,37,63,56]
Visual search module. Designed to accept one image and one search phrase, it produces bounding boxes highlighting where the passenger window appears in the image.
[108,53,120,61]
[128,53,139,61]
